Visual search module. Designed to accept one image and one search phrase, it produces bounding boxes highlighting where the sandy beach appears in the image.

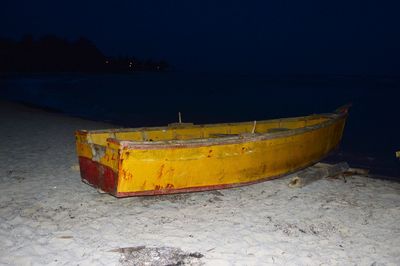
[0,101,399,265]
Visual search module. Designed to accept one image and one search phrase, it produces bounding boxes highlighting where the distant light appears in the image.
[105,60,109,64]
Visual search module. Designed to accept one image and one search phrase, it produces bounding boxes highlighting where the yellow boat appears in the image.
[75,105,350,197]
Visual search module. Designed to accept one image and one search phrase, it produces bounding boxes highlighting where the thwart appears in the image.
[75,105,350,197]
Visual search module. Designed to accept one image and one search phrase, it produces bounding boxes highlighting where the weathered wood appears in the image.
[346,167,369,175]
[315,162,369,176]
[167,122,194,128]
[289,162,350,188]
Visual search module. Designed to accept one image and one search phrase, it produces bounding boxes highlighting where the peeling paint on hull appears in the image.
[79,157,117,194]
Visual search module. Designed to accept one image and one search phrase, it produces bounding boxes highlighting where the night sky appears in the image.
[2,0,400,74]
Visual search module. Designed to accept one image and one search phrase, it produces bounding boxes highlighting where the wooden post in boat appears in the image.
[289,162,350,188]
[251,121,257,134]
[168,112,193,128]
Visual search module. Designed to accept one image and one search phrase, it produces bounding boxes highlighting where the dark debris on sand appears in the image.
[111,246,204,266]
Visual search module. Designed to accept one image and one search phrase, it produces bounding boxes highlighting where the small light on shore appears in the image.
[105,60,109,64]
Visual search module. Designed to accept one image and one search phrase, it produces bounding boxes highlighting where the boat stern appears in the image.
[75,130,120,195]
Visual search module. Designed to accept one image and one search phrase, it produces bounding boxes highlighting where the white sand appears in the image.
[0,101,399,266]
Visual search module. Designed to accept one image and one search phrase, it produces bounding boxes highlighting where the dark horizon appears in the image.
[2,33,400,79]
[2,1,400,75]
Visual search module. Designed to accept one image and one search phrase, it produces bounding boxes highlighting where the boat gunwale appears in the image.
[108,111,347,150]
[80,113,333,133]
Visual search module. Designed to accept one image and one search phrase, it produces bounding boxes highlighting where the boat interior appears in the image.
[81,114,333,146]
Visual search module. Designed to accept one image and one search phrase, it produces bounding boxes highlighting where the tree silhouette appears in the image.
[0,35,169,73]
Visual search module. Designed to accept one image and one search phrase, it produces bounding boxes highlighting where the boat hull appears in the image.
[75,109,348,197]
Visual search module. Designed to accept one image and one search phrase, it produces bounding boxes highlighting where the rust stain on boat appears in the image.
[157,164,165,179]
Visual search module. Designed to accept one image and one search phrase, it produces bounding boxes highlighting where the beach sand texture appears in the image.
[0,101,399,265]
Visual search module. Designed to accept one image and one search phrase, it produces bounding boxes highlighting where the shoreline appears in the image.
[8,99,400,181]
